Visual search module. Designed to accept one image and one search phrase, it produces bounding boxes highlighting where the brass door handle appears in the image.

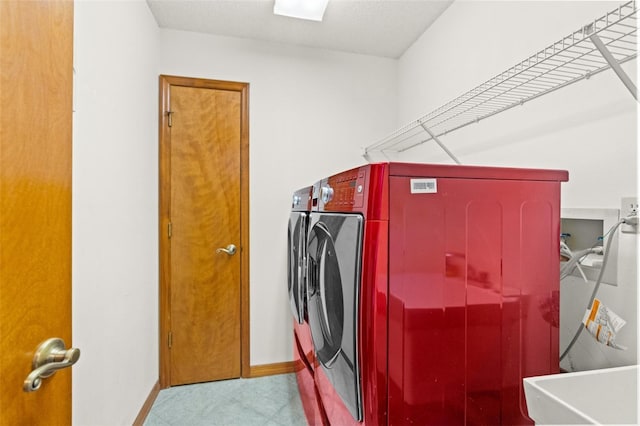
[23,338,80,392]
[216,244,237,256]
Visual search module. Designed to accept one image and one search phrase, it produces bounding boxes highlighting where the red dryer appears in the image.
[300,162,568,425]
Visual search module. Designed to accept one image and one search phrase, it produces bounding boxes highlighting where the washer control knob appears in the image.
[321,185,334,204]
[292,195,301,207]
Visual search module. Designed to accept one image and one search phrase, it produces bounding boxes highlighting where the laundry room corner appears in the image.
[393,0,638,370]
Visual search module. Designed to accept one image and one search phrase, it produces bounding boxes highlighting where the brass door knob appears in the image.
[24,338,80,392]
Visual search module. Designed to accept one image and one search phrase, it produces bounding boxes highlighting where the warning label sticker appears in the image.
[410,178,437,194]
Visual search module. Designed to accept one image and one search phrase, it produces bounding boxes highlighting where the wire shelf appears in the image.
[365,1,638,156]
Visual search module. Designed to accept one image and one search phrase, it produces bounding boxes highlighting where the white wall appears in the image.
[393,0,637,369]
[158,30,398,366]
[73,1,159,424]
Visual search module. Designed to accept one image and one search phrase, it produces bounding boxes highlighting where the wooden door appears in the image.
[159,76,250,387]
[0,1,74,424]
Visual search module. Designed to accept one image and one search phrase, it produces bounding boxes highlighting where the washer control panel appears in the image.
[291,186,313,211]
[321,167,367,210]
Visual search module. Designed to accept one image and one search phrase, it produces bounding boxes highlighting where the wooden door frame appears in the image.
[158,75,250,388]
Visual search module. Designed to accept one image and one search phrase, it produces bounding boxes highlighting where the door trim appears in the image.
[158,75,250,388]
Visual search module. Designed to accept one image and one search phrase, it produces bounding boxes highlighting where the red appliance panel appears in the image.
[388,176,562,425]
[294,321,316,373]
[388,162,568,182]
[294,326,325,426]
[359,219,389,426]
[319,164,389,220]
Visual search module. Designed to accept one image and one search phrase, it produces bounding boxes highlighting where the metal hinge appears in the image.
[168,331,173,348]
[167,110,173,127]
[168,222,172,239]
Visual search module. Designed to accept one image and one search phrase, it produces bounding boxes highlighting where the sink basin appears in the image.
[523,365,638,425]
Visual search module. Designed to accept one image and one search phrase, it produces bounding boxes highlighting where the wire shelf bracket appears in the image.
[420,123,461,164]
[588,28,638,100]
[364,1,638,161]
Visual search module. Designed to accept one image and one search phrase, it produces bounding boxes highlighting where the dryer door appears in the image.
[288,212,308,324]
[307,212,363,421]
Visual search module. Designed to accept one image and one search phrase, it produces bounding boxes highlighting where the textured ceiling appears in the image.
[146,0,453,58]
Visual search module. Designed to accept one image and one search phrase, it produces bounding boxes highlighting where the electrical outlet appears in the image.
[621,196,638,234]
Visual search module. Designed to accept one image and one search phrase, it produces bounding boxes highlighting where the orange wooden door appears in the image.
[159,76,250,387]
[0,1,74,424]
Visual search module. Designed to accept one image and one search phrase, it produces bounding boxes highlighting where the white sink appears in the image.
[523,365,638,425]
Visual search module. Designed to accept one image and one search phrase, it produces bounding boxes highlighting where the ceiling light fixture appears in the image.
[273,0,329,22]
